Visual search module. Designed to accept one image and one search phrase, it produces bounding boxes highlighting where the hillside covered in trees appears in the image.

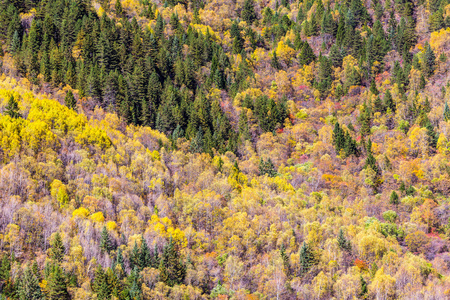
[2,0,450,298]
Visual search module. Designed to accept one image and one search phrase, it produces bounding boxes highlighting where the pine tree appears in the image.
[92,265,110,300]
[419,74,426,89]
[105,268,122,297]
[17,265,42,300]
[369,79,379,95]
[130,241,140,270]
[299,241,315,275]
[50,232,65,263]
[317,54,332,95]
[423,42,436,77]
[190,127,204,153]
[115,0,123,16]
[329,44,344,67]
[333,121,345,153]
[389,191,399,205]
[280,244,290,275]
[64,90,76,110]
[444,102,450,121]
[115,248,125,272]
[299,41,316,66]
[241,0,257,24]
[336,17,345,46]
[151,244,160,268]
[365,139,378,174]
[124,267,141,299]
[337,228,351,252]
[5,95,20,119]
[259,158,276,177]
[271,50,280,70]
[384,90,395,113]
[159,239,186,287]
[359,275,368,298]
[100,226,114,254]
[10,30,21,53]
[139,237,152,269]
[374,96,384,113]
[46,264,70,300]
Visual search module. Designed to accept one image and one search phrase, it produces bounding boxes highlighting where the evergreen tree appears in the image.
[444,102,450,122]
[17,265,42,300]
[151,244,160,269]
[50,232,65,263]
[329,44,344,67]
[365,139,378,174]
[384,90,395,113]
[419,74,426,89]
[190,127,204,153]
[92,265,110,300]
[337,228,351,252]
[299,41,316,66]
[123,267,141,299]
[374,96,384,113]
[336,17,345,46]
[271,50,280,70]
[369,79,379,95]
[299,241,315,275]
[10,30,21,53]
[241,0,257,24]
[258,158,277,177]
[389,191,399,205]
[5,95,20,119]
[317,54,332,95]
[46,264,70,300]
[139,237,152,269]
[115,0,123,16]
[159,239,186,287]
[280,244,290,275]
[115,248,125,272]
[344,131,359,157]
[360,275,368,298]
[64,90,76,110]
[130,241,140,270]
[100,226,114,254]
[333,121,345,153]
[423,42,436,77]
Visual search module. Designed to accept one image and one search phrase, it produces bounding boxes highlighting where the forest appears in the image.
[1,0,450,297]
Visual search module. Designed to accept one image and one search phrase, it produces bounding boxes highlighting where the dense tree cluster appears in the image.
[1,0,450,297]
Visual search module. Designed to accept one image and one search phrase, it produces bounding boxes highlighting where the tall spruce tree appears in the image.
[299,241,315,275]
[64,90,76,110]
[5,95,20,119]
[100,226,114,254]
[50,232,65,263]
[17,265,43,300]
[241,0,257,24]
[46,264,70,300]
[159,239,186,287]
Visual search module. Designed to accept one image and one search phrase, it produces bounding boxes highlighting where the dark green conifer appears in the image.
[64,90,76,110]
[337,228,351,252]
[5,95,20,119]
[100,226,114,254]
[299,41,316,66]
[299,242,315,275]
[241,0,257,24]
[46,264,70,300]
[390,191,399,205]
[159,239,186,287]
